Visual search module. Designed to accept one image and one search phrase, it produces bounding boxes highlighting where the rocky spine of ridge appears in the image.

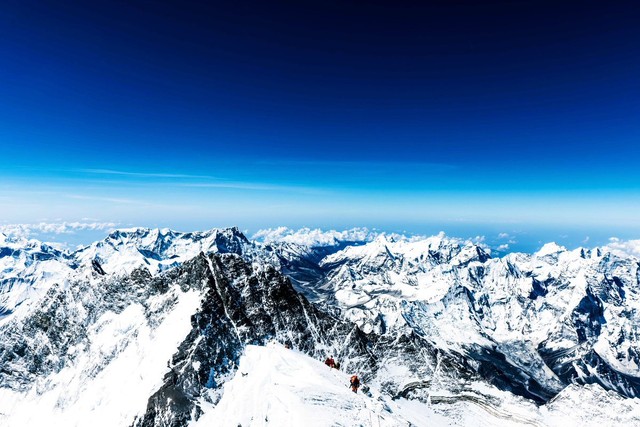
[133,252,464,426]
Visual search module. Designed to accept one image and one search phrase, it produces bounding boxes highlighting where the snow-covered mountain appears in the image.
[0,227,254,325]
[0,233,75,322]
[1,226,640,426]
[316,234,640,403]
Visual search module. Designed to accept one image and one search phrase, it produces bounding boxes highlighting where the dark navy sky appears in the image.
[1,0,639,250]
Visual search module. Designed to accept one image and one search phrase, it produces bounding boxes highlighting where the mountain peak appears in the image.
[537,242,567,257]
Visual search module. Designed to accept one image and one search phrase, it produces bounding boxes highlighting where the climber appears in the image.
[350,375,360,393]
[324,356,336,369]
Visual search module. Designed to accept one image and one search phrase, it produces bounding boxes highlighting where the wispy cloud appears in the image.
[76,168,322,193]
[0,221,119,240]
[253,227,376,246]
[76,169,217,179]
[252,227,489,249]
[65,194,145,205]
[255,159,458,171]
[181,182,326,194]
[606,237,640,258]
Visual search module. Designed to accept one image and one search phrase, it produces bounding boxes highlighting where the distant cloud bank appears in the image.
[252,227,486,249]
[606,237,640,258]
[0,221,118,240]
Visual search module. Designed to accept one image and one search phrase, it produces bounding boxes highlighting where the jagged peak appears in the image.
[95,226,245,246]
[216,225,249,241]
[536,242,567,257]
[0,232,67,256]
[326,232,474,264]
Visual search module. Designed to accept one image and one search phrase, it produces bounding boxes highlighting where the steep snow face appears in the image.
[2,228,640,427]
[132,253,456,426]
[320,234,490,334]
[0,267,202,426]
[319,235,640,401]
[194,343,640,427]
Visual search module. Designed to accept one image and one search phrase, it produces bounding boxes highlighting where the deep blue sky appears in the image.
[1,1,639,250]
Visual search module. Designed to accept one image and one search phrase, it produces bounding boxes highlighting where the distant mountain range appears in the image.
[1,227,639,426]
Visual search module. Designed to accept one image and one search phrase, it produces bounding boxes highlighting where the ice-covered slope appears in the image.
[320,234,490,334]
[1,249,442,427]
[3,226,640,426]
[194,343,438,427]
[194,343,640,427]
[0,279,201,426]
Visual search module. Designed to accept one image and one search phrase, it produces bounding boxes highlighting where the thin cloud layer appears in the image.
[253,227,488,249]
[0,222,118,240]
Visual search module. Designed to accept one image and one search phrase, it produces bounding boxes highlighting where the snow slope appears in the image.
[0,233,74,323]
[318,233,640,402]
[195,342,443,427]
[73,227,250,276]
[0,277,202,426]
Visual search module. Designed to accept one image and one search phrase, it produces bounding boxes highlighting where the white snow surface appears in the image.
[0,286,202,427]
[195,342,443,427]
[73,227,234,276]
[0,233,74,324]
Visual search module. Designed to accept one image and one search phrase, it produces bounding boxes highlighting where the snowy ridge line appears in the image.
[317,227,640,404]
[252,226,490,251]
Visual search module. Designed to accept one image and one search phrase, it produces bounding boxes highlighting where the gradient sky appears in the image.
[1,1,639,250]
